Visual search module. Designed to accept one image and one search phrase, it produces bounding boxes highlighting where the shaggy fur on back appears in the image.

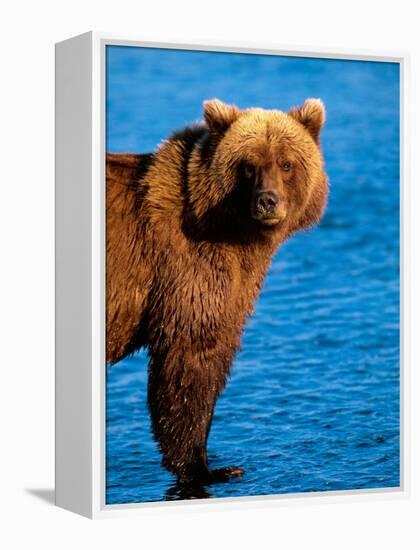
[106,99,328,484]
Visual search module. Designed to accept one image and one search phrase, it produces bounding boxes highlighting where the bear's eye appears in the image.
[244,163,255,179]
[280,161,292,172]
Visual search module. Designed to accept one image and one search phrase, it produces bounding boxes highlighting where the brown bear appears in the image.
[106,98,328,485]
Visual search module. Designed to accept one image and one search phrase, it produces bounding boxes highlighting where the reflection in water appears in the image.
[165,482,212,501]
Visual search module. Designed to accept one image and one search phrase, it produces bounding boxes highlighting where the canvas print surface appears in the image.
[105,45,400,504]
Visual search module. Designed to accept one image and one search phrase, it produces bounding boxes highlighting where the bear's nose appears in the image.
[255,191,279,214]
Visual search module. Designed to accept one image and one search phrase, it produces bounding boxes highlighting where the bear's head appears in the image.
[193,98,328,241]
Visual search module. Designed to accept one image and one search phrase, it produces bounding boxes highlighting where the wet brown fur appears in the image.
[106,99,328,484]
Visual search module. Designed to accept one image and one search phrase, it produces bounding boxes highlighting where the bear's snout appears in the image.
[255,190,279,215]
[252,190,286,226]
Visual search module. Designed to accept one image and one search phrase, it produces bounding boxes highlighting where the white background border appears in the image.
[1,0,418,548]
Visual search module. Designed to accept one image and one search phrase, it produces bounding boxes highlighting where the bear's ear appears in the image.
[203,99,241,134]
[289,98,326,143]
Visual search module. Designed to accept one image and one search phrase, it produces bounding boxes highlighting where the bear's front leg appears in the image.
[147,349,244,485]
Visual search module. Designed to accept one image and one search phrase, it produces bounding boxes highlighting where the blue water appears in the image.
[105,46,400,504]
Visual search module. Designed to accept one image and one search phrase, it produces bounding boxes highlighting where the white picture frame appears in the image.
[55,31,409,519]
